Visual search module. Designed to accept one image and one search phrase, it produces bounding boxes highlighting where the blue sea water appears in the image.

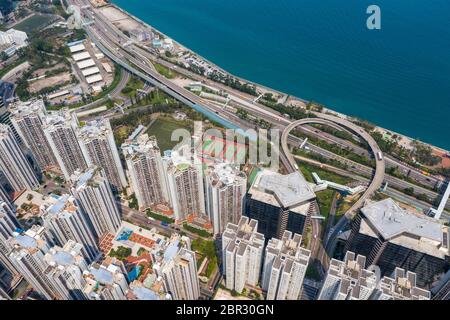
[112,0,450,151]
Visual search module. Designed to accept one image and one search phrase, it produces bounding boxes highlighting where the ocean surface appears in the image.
[112,0,450,151]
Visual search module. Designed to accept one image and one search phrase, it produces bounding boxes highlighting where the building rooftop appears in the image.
[71,166,99,189]
[204,162,246,188]
[72,51,91,61]
[69,44,85,53]
[266,230,311,266]
[8,99,46,118]
[378,268,431,300]
[0,123,11,137]
[121,133,160,160]
[164,147,194,169]
[77,118,111,141]
[163,239,180,262]
[14,234,37,249]
[361,198,445,242]
[223,216,265,252]
[43,108,76,129]
[10,225,48,253]
[129,285,160,300]
[52,251,75,266]
[41,194,80,221]
[77,59,96,70]
[250,170,315,209]
[44,240,85,268]
[324,251,377,300]
[90,266,114,285]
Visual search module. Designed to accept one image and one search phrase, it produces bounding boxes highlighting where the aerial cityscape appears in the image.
[0,0,449,306]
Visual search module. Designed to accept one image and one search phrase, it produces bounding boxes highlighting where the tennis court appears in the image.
[198,134,246,164]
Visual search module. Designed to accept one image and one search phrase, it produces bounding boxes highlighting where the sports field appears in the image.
[14,14,55,34]
[146,116,191,152]
[198,134,246,164]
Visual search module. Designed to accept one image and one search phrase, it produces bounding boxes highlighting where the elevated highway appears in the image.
[281,113,386,271]
[77,0,448,204]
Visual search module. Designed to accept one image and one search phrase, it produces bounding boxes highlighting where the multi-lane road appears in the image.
[74,0,450,212]
[280,114,386,271]
[62,0,450,284]
[72,0,450,212]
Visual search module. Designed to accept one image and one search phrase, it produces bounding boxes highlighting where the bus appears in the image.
[377,151,383,161]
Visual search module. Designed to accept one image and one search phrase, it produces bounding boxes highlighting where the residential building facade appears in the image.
[77,119,127,191]
[204,162,246,235]
[43,109,87,180]
[9,99,58,170]
[262,231,311,300]
[70,167,122,239]
[222,217,265,293]
[122,133,169,210]
[41,194,99,263]
[0,124,39,191]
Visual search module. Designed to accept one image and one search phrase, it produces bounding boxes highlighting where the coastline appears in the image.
[107,3,449,155]
[110,4,305,104]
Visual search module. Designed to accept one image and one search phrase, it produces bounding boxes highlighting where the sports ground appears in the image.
[197,134,246,164]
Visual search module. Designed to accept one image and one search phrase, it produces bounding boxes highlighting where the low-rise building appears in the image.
[0,29,28,56]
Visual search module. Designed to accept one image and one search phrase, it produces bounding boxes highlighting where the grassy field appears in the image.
[192,239,218,278]
[14,14,55,33]
[154,62,176,79]
[121,76,144,98]
[298,162,353,185]
[146,116,191,152]
[316,189,336,217]
[336,199,353,218]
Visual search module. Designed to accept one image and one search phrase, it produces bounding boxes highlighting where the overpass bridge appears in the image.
[280,113,385,271]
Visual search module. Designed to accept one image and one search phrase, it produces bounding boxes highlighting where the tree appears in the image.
[403,187,415,196]
[128,193,139,209]
[417,194,429,202]
[109,246,132,260]
[0,52,8,62]
[236,108,248,120]
[412,141,440,166]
